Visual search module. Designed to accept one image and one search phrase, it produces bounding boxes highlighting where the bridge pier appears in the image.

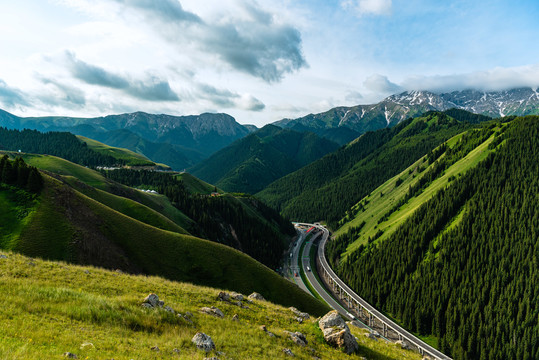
[383,323,387,338]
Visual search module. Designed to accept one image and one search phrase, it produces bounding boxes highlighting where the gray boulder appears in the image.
[217,291,230,302]
[318,310,359,354]
[192,332,216,352]
[200,306,224,318]
[289,307,310,320]
[230,292,244,301]
[396,340,411,350]
[142,293,160,307]
[283,348,295,357]
[284,331,308,347]
[248,292,265,301]
[0,254,8,259]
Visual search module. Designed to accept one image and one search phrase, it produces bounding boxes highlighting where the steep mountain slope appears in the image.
[0,251,423,360]
[0,168,325,315]
[0,110,253,169]
[190,125,339,193]
[258,112,480,228]
[328,116,539,359]
[77,135,158,167]
[274,88,538,140]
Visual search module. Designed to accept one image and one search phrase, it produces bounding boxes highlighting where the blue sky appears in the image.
[0,0,538,126]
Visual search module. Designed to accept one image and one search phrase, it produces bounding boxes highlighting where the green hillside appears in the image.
[0,251,421,360]
[176,172,222,195]
[190,125,339,194]
[327,116,539,359]
[333,124,499,259]
[0,173,327,316]
[258,112,479,228]
[77,135,158,167]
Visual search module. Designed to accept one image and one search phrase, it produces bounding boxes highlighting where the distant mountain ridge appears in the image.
[190,124,339,194]
[0,110,253,170]
[274,87,539,137]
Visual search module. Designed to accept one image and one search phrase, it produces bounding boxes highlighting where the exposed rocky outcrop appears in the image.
[192,332,216,352]
[283,348,295,357]
[318,310,358,354]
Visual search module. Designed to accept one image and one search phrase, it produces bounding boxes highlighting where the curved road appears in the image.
[297,222,452,360]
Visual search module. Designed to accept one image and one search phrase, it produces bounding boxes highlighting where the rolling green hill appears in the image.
[258,112,482,228]
[0,250,422,360]
[0,172,327,316]
[77,135,158,167]
[190,125,339,194]
[327,115,539,359]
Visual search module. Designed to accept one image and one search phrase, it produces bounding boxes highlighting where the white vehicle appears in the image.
[306,266,311,271]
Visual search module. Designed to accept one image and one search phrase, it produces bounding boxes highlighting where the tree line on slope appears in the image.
[100,169,295,270]
[0,127,122,167]
[0,155,43,193]
[329,116,539,360]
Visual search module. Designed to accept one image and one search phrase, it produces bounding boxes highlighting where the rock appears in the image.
[230,292,244,301]
[260,325,276,337]
[0,254,8,259]
[200,306,224,318]
[157,300,164,307]
[150,346,160,352]
[365,332,378,341]
[192,332,216,352]
[285,331,308,347]
[232,314,239,321]
[217,291,230,302]
[164,306,175,314]
[396,340,411,350]
[142,293,160,307]
[295,317,303,324]
[289,307,310,320]
[283,348,295,357]
[83,270,90,275]
[172,348,180,354]
[141,303,153,308]
[185,311,194,319]
[63,352,78,359]
[318,310,359,354]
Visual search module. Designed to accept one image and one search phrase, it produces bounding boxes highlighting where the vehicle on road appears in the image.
[295,272,298,277]
[306,266,311,271]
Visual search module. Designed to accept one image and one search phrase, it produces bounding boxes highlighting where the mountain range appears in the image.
[274,87,539,140]
[0,110,254,170]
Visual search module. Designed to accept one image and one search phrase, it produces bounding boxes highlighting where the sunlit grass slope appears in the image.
[0,251,421,360]
[4,174,328,316]
[77,135,157,167]
[336,127,498,259]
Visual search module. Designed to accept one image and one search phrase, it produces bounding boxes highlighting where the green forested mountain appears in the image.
[190,124,339,194]
[258,112,479,228]
[0,127,122,167]
[0,109,254,170]
[328,116,539,359]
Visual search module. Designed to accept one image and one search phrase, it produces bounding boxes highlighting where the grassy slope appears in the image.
[176,172,221,195]
[336,130,497,258]
[8,174,328,316]
[0,251,421,360]
[77,135,156,166]
[16,152,193,231]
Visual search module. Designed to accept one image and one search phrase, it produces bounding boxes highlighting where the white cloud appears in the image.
[341,0,392,17]
[363,74,402,93]
[401,64,539,93]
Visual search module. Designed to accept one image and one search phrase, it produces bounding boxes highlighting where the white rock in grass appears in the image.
[192,332,215,352]
[142,293,160,307]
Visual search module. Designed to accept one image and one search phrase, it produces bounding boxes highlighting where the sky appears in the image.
[0,0,538,127]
